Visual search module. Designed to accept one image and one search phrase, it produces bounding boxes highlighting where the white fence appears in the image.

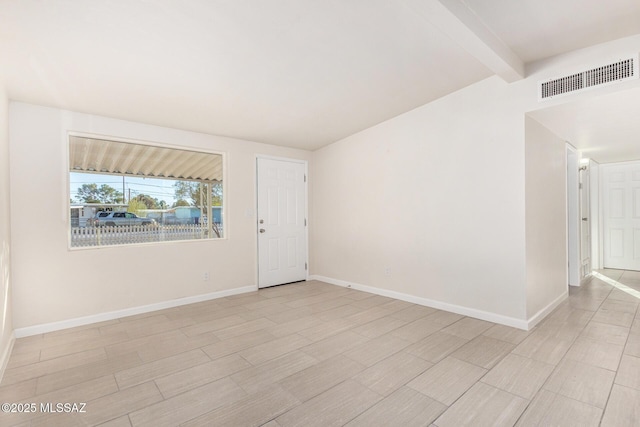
[70,224,222,247]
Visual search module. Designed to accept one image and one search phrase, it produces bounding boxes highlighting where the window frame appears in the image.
[66,131,227,250]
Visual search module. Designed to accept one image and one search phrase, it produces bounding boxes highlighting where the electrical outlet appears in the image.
[203,271,209,281]
[384,267,392,276]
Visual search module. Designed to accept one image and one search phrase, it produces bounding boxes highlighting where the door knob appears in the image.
[259,229,266,233]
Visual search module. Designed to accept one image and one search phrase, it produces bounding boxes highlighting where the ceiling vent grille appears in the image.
[539,56,638,101]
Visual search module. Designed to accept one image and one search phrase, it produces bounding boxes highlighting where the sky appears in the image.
[70,172,179,205]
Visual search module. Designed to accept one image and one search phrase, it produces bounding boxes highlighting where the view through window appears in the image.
[69,136,224,248]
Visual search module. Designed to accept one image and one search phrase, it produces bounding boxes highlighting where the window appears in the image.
[69,135,224,248]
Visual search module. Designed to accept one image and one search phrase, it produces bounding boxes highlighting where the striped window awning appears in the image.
[69,136,223,183]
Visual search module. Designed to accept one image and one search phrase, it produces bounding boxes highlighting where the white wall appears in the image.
[311,35,640,328]
[9,103,311,330]
[524,116,568,323]
[311,76,528,324]
[0,77,14,376]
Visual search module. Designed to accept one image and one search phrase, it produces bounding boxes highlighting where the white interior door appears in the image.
[603,161,640,271]
[257,158,307,288]
[579,166,591,278]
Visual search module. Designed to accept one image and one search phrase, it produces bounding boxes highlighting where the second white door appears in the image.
[603,161,640,271]
[257,158,307,288]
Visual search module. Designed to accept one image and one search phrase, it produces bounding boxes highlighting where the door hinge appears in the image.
[305,262,307,270]
[304,218,307,226]
[304,174,307,182]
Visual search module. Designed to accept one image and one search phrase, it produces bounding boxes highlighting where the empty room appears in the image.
[1,1,639,426]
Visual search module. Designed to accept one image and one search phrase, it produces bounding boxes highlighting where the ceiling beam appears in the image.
[403,0,524,82]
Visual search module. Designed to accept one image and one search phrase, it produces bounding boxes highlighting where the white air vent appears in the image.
[539,55,638,101]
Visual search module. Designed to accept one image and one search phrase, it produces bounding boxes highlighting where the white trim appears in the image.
[14,285,256,338]
[309,275,530,330]
[0,332,16,383]
[525,291,568,330]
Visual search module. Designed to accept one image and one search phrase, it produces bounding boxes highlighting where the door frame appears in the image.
[579,159,592,280]
[566,144,581,286]
[255,155,309,288]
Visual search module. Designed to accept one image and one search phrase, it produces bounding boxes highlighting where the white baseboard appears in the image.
[0,332,16,383]
[525,291,568,330]
[309,275,530,330]
[14,285,257,338]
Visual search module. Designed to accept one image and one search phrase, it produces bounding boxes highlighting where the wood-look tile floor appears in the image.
[1,269,639,426]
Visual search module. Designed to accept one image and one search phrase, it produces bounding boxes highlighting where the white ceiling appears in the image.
[464,0,640,63]
[1,0,639,153]
[528,88,640,164]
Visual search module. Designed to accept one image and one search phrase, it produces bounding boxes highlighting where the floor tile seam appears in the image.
[239,330,308,351]
[431,379,530,427]
[114,350,216,391]
[277,373,354,405]
[3,350,41,371]
[514,388,606,427]
[389,309,442,323]
[100,328,192,353]
[212,327,277,342]
[613,353,640,391]
[437,328,481,342]
[596,324,628,373]
[447,350,508,371]
[530,310,602,396]
[563,346,622,374]
[347,348,433,391]
[349,326,387,341]
[157,373,248,411]
[506,309,595,390]
[238,349,266,367]
[2,348,110,385]
[509,391,540,427]
[326,378,386,426]
[596,375,618,427]
[281,296,348,310]
[357,368,428,397]
[480,325,532,346]
[29,372,119,402]
[156,353,254,400]
[18,332,104,353]
[40,337,131,362]
[310,298,362,313]
[403,346,454,365]
[477,373,543,402]
[271,378,383,425]
[338,387,386,427]
[581,319,632,347]
[350,317,408,338]
[135,341,217,365]
[0,373,120,425]
[42,375,160,426]
[539,354,615,410]
[178,315,257,334]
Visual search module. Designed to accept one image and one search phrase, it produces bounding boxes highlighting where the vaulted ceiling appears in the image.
[1,0,639,153]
